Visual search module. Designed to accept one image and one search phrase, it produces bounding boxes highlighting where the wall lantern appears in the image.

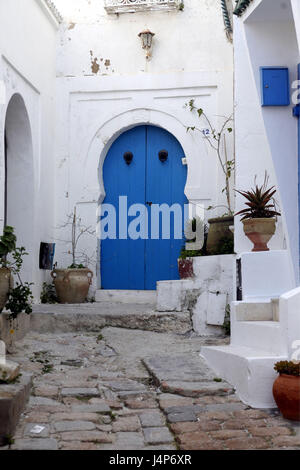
[138,29,155,60]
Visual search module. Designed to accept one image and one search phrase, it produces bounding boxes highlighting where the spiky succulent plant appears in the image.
[235,178,281,221]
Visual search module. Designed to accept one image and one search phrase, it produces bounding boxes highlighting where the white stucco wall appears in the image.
[291,0,300,51]
[53,0,234,287]
[234,0,299,285]
[0,0,58,297]
[157,254,235,335]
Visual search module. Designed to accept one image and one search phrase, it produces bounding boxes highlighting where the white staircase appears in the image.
[231,320,286,356]
[201,300,288,408]
[201,251,300,409]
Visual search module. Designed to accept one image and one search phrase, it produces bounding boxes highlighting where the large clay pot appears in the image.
[207,216,234,254]
[242,218,276,252]
[178,258,194,280]
[0,268,13,312]
[273,374,300,421]
[51,268,93,304]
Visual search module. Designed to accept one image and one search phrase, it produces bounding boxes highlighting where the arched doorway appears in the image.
[100,125,188,290]
[4,94,34,282]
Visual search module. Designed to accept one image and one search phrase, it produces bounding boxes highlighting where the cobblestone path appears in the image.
[1,327,299,451]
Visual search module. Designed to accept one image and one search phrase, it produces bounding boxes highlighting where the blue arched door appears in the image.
[101,125,188,290]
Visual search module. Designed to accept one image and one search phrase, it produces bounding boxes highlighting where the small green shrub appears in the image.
[214,236,234,255]
[40,282,58,304]
[42,364,54,375]
[2,435,15,447]
[6,282,34,319]
[0,226,16,265]
[179,248,202,260]
[274,361,300,376]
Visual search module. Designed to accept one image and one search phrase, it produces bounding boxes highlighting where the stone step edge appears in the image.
[29,311,192,335]
[141,359,234,398]
[0,373,32,446]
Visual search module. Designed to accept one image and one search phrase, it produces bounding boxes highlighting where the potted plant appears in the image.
[0,227,16,312]
[273,361,300,421]
[235,175,281,252]
[178,217,207,279]
[5,281,34,353]
[178,217,235,279]
[0,227,33,352]
[186,100,234,254]
[51,208,94,304]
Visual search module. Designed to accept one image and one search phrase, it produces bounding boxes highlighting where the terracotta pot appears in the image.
[273,374,300,421]
[178,258,194,280]
[51,268,93,304]
[0,268,13,312]
[242,218,276,252]
[207,216,234,254]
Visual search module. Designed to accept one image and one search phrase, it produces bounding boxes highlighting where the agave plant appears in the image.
[235,177,281,221]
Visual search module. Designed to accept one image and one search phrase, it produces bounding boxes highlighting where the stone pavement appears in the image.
[0,327,299,451]
[30,302,192,334]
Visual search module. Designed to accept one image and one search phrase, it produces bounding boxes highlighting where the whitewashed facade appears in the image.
[0,0,234,297]
[234,0,300,286]
[202,0,300,409]
[0,0,59,297]
[54,0,234,290]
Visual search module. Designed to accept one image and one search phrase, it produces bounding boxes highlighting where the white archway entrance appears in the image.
[4,93,34,282]
[77,108,208,289]
[81,108,206,205]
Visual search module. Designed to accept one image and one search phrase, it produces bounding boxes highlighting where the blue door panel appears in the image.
[145,126,188,289]
[101,126,146,290]
[101,125,187,290]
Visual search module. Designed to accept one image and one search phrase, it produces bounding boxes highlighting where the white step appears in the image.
[231,320,287,355]
[201,344,287,408]
[233,300,279,322]
[96,290,157,304]
[234,301,273,321]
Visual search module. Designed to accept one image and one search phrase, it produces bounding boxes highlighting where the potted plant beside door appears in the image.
[235,174,281,252]
[51,208,94,304]
[185,100,235,253]
[178,217,207,279]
